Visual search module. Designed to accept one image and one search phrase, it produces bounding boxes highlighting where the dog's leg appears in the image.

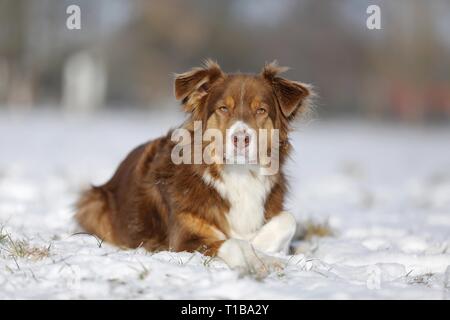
[217,238,285,276]
[250,211,296,254]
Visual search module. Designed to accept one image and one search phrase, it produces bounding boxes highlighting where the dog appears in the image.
[75,60,312,275]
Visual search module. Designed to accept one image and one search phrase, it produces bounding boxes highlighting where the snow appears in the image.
[0,109,449,299]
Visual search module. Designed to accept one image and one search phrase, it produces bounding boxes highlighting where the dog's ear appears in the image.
[174,59,224,112]
[262,61,311,119]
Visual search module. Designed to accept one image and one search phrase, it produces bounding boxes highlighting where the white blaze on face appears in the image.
[225,121,257,164]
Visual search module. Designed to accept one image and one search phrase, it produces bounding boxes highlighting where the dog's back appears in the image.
[75,136,172,250]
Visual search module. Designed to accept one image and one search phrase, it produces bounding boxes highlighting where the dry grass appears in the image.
[0,227,50,261]
[407,272,434,286]
[0,226,7,245]
[296,219,335,241]
[136,263,150,280]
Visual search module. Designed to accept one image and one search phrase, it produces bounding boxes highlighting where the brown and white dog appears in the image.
[75,60,312,275]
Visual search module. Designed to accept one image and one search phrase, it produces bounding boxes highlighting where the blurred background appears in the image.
[1,0,450,121]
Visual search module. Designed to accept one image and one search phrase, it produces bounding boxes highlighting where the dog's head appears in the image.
[174,60,312,169]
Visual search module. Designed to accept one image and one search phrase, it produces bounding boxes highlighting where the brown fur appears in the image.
[75,60,311,256]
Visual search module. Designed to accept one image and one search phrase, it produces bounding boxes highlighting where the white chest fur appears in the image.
[203,165,273,240]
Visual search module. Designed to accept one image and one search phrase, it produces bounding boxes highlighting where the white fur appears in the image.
[250,211,297,254]
[203,165,273,240]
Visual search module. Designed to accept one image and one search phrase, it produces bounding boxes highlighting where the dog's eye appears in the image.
[218,106,229,113]
[256,108,267,114]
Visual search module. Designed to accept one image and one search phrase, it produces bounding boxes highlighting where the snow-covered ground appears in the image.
[0,109,449,299]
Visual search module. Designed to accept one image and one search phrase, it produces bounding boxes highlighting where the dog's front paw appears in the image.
[217,238,286,278]
[247,253,286,278]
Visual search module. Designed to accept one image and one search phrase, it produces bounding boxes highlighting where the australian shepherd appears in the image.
[75,60,312,275]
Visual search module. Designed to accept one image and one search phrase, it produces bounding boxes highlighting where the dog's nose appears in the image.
[232,133,250,148]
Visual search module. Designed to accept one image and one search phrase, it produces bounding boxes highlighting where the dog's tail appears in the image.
[74,186,115,244]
